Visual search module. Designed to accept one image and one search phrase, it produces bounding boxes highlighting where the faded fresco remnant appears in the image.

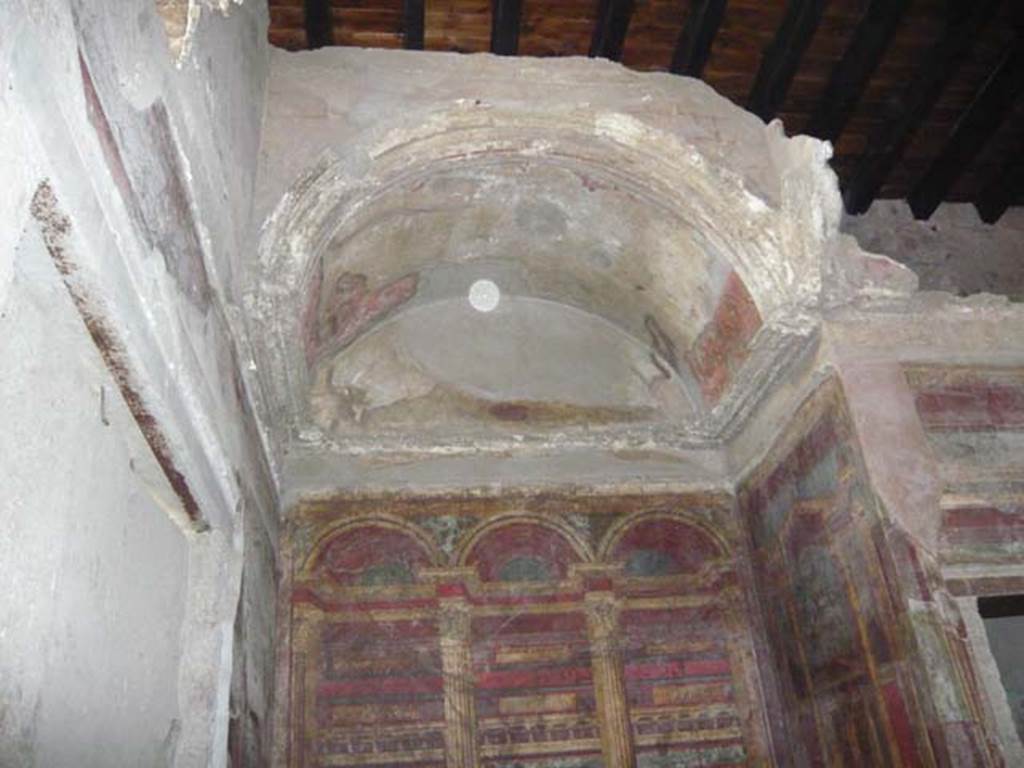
[738,377,1024,767]
[738,381,932,767]
[907,365,1024,470]
[906,366,1024,590]
[306,269,419,364]
[685,272,761,405]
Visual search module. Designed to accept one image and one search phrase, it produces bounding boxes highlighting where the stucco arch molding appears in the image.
[251,106,915,443]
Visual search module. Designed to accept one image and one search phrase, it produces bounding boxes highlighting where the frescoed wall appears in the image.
[279,375,1024,767]
[902,365,1024,764]
[905,366,1024,587]
[738,381,936,767]
[282,494,769,767]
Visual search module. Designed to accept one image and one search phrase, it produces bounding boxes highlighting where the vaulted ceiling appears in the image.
[267,0,1023,222]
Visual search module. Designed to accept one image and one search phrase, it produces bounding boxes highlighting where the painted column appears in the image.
[585,591,635,767]
[439,597,478,768]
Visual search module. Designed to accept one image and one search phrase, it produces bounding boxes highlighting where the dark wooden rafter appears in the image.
[747,0,827,122]
[590,0,635,62]
[263,0,1024,217]
[805,0,909,141]
[974,138,1024,223]
[843,1,999,215]
[404,0,425,50]
[978,594,1024,619]
[491,0,523,56]
[670,0,727,78]
[908,35,1024,220]
[304,0,334,49]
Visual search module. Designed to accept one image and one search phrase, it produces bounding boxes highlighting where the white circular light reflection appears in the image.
[468,279,501,313]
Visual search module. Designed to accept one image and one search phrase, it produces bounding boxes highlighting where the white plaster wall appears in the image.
[842,201,1024,300]
[1,1,278,764]
[0,225,190,766]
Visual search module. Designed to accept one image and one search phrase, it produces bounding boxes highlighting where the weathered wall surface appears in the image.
[0,211,191,766]
[0,1,277,765]
[842,202,1024,301]
[251,47,905,486]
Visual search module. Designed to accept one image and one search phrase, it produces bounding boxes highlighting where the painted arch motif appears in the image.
[458,514,593,583]
[600,511,730,578]
[301,516,442,586]
[285,504,760,768]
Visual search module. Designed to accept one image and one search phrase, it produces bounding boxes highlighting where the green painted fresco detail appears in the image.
[289,520,321,566]
[497,555,555,582]
[792,544,855,673]
[796,448,838,499]
[358,560,415,586]
[636,744,746,767]
[419,514,478,559]
[625,549,677,576]
[755,481,795,549]
[490,758,602,768]
[563,513,592,546]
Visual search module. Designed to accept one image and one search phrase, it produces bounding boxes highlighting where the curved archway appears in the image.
[251,106,831,449]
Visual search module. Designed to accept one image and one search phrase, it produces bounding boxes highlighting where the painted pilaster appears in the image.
[585,591,635,767]
[439,597,478,768]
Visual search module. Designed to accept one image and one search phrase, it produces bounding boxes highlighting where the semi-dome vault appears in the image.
[247,49,914,462]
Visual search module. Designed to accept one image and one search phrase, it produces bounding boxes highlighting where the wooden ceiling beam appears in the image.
[843,2,998,215]
[589,0,635,62]
[670,0,727,78]
[747,0,827,122]
[908,36,1024,220]
[491,0,523,56]
[404,0,425,50]
[304,0,334,49]
[979,594,1024,619]
[974,139,1024,224]
[805,0,909,142]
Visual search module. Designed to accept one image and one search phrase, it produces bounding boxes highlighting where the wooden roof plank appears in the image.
[974,138,1024,223]
[805,0,909,142]
[842,2,999,215]
[747,0,827,122]
[589,0,635,62]
[404,0,425,49]
[670,0,727,78]
[908,34,1024,220]
[304,0,335,48]
[491,0,523,55]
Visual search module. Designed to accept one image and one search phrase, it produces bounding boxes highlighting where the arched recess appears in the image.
[457,512,594,582]
[252,108,828,448]
[599,510,730,577]
[299,515,442,586]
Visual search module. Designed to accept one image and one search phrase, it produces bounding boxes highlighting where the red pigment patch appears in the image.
[489,402,530,421]
[940,504,1024,559]
[313,271,418,358]
[685,271,761,404]
[914,381,1024,431]
[882,682,923,767]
